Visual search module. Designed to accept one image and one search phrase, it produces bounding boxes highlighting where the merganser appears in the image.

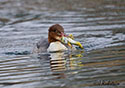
[33,24,83,53]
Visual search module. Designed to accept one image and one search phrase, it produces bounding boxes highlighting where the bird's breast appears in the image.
[47,41,68,52]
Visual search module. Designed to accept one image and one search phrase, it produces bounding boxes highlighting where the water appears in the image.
[0,0,125,88]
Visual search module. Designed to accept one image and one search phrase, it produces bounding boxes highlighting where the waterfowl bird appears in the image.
[33,24,83,53]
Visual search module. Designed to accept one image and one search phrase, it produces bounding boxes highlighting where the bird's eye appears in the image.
[53,29,57,32]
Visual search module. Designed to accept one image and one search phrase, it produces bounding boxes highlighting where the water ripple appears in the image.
[0,0,125,88]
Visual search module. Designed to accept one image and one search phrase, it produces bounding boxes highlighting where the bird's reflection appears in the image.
[37,51,84,79]
[49,51,84,79]
[50,52,67,72]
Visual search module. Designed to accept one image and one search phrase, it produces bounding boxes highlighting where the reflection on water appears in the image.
[50,51,83,72]
[0,0,125,88]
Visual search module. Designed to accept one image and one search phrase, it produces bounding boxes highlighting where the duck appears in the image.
[33,24,83,53]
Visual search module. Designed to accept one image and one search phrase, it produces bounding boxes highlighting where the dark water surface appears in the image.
[0,0,125,88]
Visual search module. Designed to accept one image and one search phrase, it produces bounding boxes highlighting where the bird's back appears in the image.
[33,37,49,53]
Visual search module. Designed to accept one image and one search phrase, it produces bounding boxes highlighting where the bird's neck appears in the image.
[48,36,60,43]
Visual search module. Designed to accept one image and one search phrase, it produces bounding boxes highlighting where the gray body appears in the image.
[33,38,50,53]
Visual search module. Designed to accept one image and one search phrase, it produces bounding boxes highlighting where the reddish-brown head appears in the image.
[48,24,65,43]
